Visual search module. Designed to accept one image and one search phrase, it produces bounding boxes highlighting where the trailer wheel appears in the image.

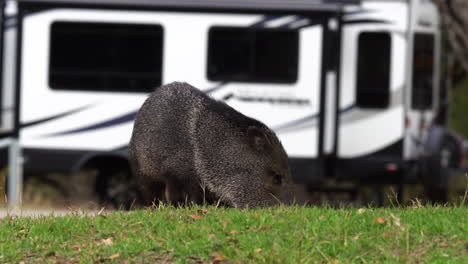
[356,185,384,207]
[95,167,141,210]
[421,127,460,203]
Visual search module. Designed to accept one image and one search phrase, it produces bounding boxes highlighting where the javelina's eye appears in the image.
[273,174,283,185]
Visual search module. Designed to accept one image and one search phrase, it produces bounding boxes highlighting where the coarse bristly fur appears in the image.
[129,82,294,208]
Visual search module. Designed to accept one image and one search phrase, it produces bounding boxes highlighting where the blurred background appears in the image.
[0,0,467,210]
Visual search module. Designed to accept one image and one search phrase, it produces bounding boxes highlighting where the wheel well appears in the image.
[79,155,133,192]
[81,155,130,172]
[78,154,141,208]
[424,126,464,169]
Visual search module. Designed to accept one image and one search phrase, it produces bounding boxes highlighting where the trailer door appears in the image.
[338,31,396,159]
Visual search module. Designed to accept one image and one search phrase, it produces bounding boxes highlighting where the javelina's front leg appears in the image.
[164,175,187,206]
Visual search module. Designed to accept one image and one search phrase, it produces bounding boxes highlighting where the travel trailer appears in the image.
[2,0,464,206]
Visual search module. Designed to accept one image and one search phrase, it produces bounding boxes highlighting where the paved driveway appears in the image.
[0,209,101,218]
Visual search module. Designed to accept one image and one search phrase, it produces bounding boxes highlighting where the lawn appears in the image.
[0,206,466,263]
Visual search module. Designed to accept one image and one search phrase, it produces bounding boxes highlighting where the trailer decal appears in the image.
[20,104,91,129]
[43,110,138,138]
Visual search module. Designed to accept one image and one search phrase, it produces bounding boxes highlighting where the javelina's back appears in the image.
[129,82,293,208]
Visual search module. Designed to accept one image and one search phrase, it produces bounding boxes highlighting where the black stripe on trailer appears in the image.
[20,105,91,129]
[317,17,331,182]
[331,12,343,178]
[343,19,391,25]
[14,3,23,139]
[17,0,361,13]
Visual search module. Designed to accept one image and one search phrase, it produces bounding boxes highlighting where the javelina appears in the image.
[129,82,293,208]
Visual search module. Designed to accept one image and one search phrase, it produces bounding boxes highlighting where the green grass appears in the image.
[0,206,466,263]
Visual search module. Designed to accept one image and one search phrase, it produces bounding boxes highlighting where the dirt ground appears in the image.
[0,170,103,210]
[0,165,467,210]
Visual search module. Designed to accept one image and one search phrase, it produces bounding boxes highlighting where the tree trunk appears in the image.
[434,0,468,75]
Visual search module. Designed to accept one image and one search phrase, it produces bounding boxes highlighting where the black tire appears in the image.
[425,186,448,204]
[421,127,460,204]
[95,167,141,210]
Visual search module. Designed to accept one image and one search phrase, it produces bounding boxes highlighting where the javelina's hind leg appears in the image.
[163,171,205,206]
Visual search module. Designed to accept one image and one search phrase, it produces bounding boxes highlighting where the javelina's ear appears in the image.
[247,126,271,151]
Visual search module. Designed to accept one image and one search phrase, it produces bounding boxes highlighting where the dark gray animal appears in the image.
[129,82,293,208]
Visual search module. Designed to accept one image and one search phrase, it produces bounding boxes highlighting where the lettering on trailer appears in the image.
[223,93,311,106]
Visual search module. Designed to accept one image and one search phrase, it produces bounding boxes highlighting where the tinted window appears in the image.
[356,32,391,108]
[412,33,434,110]
[49,22,163,92]
[208,27,299,83]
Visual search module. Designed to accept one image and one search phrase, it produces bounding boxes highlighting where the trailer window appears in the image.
[207,27,299,83]
[356,32,391,108]
[412,34,434,110]
[49,22,163,92]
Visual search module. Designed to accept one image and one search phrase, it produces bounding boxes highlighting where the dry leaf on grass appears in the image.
[373,217,386,225]
[190,214,202,220]
[211,255,224,263]
[109,253,120,260]
[102,238,113,246]
[230,230,237,235]
[254,248,262,253]
[357,208,366,214]
[72,245,82,252]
